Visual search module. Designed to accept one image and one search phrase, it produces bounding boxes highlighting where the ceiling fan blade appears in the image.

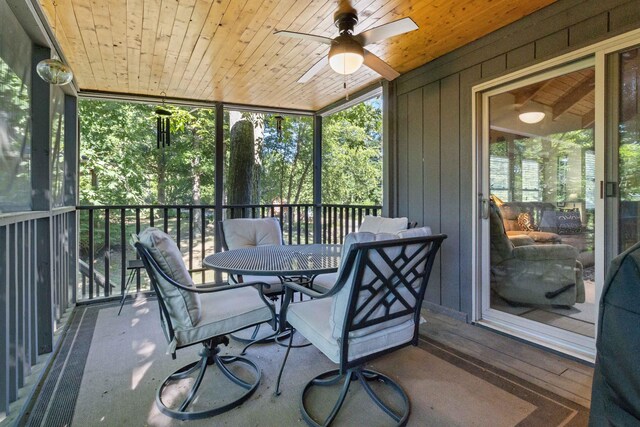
[363,49,400,81]
[355,17,418,46]
[298,56,329,83]
[274,30,333,45]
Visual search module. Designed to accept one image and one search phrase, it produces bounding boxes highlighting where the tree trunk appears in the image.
[227,119,254,218]
[252,114,264,204]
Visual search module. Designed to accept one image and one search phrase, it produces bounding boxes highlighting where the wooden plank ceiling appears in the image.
[40,0,556,111]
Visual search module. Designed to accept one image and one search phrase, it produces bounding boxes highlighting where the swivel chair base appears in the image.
[300,367,410,427]
[156,336,261,420]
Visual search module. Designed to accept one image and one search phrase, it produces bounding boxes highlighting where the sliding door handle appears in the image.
[481,198,490,219]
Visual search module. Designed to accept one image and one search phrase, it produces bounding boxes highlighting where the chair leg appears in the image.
[155,338,261,420]
[300,367,410,427]
[275,328,295,396]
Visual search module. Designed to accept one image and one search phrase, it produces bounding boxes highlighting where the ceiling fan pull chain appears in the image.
[344,74,349,101]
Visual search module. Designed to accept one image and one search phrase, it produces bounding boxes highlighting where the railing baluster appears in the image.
[104,209,110,297]
[150,207,154,227]
[304,206,309,244]
[120,209,126,296]
[135,208,141,291]
[176,208,181,250]
[296,206,301,245]
[163,207,169,233]
[287,206,293,245]
[88,209,94,299]
[201,207,206,283]
[189,208,194,274]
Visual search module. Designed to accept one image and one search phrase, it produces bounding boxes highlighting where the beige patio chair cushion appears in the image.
[137,227,202,327]
[287,297,414,364]
[313,226,433,293]
[330,227,432,339]
[173,287,273,348]
[358,215,409,234]
[222,217,283,249]
[222,217,284,292]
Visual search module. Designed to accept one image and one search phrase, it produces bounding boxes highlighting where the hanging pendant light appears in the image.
[156,92,172,149]
[37,1,73,86]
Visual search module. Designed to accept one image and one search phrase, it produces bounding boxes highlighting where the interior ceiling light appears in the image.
[518,111,546,124]
[37,1,73,86]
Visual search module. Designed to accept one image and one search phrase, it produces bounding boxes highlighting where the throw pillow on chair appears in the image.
[517,212,536,232]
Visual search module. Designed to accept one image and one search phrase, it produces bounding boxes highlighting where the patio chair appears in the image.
[219,217,286,349]
[275,228,446,426]
[219,217,285,294]
[133,227,276,420]
[312,216,416,293]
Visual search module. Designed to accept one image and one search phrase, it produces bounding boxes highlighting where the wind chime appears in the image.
[156,93,172,149]
[274,115,284,140]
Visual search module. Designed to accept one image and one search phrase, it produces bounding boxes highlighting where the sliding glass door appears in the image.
[478,59,599,359]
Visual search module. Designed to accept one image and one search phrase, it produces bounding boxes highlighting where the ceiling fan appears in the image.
[274,4,418,83]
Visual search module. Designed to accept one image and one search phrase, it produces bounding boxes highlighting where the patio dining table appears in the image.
[203,243,342,333]
[202,243,342,279]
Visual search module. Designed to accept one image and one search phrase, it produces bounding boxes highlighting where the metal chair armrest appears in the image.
[283,281,328,299]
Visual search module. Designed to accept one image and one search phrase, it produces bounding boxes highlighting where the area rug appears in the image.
[24,298,589,426]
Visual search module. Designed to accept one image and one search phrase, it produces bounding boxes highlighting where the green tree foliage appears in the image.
[322,98,382,205]
[79,100,215,205]
[79,97,382,207]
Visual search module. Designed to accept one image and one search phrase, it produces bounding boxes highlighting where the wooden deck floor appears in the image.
[420,309,594,408]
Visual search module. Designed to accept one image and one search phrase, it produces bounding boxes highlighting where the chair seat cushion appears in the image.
[173,286,273,349]
[287,297,415,364]
[312,272,338,293]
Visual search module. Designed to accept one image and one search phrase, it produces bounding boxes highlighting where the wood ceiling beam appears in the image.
[582,108,595,128]
[512,81,547,105]
[552,76,595,120]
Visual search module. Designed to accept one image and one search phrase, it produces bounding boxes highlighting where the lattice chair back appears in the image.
[330,228,445,370]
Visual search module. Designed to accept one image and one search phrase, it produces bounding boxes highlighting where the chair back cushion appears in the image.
[358,215,409,234]
[330,227,433,340]
[489,201,514,264]
[221,217,283,249]
[137,228,201,328]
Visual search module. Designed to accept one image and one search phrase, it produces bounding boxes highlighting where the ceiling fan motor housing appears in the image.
[334,12,358,34]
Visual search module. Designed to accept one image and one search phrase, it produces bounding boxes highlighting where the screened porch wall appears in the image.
[389,0,640,320]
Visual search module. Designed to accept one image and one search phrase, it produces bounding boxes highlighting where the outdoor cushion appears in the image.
[358,215,409,234]
[314,226,434,294]
[222,217,283,249]
[287,297,415,364]
[137,227,201,328]
[173,287,273,349]
[222,217,284,292]
[330,227,432,339]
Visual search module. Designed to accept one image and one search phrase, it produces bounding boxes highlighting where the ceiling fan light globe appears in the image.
[329,51,364,74]
[518,111,545,124]
[37,58,73,86]
[328,36,364,75]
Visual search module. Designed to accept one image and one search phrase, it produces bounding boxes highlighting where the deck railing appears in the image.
[76,203,380,302]
[0,207,76,416]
